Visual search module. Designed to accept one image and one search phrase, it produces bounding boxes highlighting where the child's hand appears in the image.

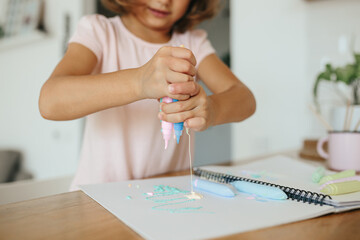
[137,46,198,100]
[158,84,214,131]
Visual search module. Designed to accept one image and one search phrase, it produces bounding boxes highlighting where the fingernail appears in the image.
[168,85,175,93]
[184,121,188,128]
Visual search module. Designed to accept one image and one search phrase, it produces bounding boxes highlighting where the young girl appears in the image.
[39,0,256,190]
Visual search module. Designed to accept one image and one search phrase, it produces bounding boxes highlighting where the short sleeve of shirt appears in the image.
[68,14,106,61]
[190,29,216,69]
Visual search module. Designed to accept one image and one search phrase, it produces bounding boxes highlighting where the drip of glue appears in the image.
[184,127,203,200]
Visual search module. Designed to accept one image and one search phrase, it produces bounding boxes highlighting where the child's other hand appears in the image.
[137,46,197,100]
[158,84,214,132]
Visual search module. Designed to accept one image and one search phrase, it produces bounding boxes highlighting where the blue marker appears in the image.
[231,181,287,200]
[193,179,235,198]
[172,99,183,144]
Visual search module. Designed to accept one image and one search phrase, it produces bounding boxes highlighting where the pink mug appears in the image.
[317,131,360,171]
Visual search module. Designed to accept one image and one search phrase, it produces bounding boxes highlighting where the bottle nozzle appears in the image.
[174,129,182,144]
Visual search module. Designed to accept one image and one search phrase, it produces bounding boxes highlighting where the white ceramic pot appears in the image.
[330,105,360,131]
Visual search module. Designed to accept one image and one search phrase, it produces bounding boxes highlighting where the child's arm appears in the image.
[39,44,198,120]
[158,54,256,131]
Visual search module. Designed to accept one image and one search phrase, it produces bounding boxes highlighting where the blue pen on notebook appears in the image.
[231,181,287,200]
[193,179,235,198]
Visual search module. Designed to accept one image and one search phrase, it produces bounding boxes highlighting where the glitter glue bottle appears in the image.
[161,97,173,149]
[160,45,186,148]
[172,99,184,144]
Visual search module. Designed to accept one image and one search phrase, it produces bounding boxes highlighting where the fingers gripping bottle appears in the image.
[160,44,186,149]
[172,44,185,144]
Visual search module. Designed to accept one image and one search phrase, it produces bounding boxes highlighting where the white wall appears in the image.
[0,0,95,180]
[230,0,307,160]
[230,0,360,161]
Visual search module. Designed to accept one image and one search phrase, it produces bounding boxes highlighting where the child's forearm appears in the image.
[39,68,142,120]
[209,83,256,127]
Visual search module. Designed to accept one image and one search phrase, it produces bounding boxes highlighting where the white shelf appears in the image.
[0,30,49,51]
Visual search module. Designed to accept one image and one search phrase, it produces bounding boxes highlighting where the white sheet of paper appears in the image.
[80,156,336,240]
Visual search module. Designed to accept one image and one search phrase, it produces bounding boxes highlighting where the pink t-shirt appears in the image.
[69,14,215,190]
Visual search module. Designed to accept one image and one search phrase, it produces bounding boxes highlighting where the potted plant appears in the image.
[313,52,360,131]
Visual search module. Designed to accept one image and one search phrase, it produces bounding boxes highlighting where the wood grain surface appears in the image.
[1,155,359,240]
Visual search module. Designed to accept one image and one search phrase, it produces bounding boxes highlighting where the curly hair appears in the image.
[100,0,220,33]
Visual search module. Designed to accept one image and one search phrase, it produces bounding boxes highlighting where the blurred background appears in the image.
[0,0,359,204]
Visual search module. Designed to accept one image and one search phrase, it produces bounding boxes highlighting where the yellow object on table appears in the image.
[318,170,356,185]
[320,181,360,195]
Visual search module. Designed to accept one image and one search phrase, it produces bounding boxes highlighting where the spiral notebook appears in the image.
[80,156,360,240]
[195,157,360,211]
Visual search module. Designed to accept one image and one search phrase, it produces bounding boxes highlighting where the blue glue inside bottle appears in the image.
[172,99,183,144]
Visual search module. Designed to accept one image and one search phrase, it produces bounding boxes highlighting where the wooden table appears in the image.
[1,154,360,240]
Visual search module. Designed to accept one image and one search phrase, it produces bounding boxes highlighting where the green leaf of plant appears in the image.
[335,64,356,84]
[314,54,360,105]
[313,73,328,100]
[354,53,360,65]
[325,63,334,73]
[313,64,335,106]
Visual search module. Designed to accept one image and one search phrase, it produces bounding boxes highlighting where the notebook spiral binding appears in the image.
[193,168,332,206]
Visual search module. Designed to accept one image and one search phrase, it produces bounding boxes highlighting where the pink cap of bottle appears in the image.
[161,97,173,149]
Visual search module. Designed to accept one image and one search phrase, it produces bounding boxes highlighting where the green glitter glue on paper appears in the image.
[145,185,213,214]
[312,167,325,183]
